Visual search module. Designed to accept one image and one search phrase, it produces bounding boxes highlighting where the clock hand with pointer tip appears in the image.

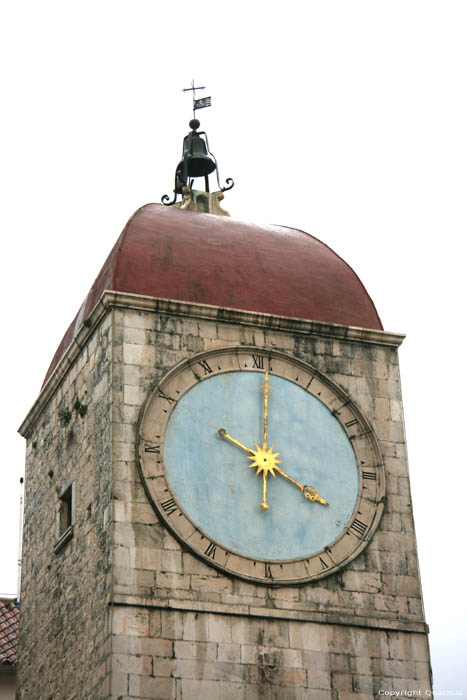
[218,370,328,511]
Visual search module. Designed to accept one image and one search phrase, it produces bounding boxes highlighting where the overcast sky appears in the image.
[1,1,466,695]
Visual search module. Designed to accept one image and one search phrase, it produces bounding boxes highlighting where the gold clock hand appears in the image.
[260,370,272,450]
[261,472,269,511]
[274,465,328,506]
[218,428,255,455]
[218,430,327,508]
[303,485,328,506]
[218,429,276,511]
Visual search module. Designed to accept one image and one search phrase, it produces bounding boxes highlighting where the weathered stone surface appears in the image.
[18,298,431,698]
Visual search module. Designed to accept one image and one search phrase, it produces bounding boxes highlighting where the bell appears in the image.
[162,117,233,206]
[181,133,217,177]
[177,119,216,182]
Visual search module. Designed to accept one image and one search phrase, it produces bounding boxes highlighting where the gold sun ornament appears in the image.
[247,444,283,476]
[247,443,283,510]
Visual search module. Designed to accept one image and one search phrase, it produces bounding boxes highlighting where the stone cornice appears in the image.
[111,594,429,635]
[18,290,405,437]
[104,291,405,347]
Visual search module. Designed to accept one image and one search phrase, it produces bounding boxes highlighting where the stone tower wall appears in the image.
[18,314,114,699]
[18,294,432,699]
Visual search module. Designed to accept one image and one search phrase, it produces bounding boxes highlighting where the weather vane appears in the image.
[182,79,212,118]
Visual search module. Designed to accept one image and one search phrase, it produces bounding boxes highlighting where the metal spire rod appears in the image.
[182,79,206,118]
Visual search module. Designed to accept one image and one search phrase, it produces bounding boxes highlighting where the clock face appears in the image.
[137,347,384,585]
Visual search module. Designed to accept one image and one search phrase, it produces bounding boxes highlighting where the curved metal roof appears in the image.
[44,204,382,383]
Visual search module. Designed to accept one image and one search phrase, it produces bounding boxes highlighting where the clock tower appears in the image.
[18,120,432,698]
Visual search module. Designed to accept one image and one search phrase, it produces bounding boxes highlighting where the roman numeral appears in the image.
[144,444,160,454]
[350,518,368,537]
[264,563,273,579]
[204,542,217,559]
[199,360,213,375]
[332,399,350,416]
[319,557,329,570]
[305,374,315,390]
[345,418,359,428]
[251,354,265,369]
[362,471,376,480]
[160,498,177,516]
[158,389,176,405]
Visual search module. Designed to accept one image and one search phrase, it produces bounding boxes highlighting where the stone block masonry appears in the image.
[18,313,114,698]
[108,606,430,699]
[18,292,431,699]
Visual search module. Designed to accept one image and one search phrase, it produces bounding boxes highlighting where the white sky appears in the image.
[1,1,466,695]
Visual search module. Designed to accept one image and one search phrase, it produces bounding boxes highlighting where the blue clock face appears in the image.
[138,347,385,584]
[164,371,359,561]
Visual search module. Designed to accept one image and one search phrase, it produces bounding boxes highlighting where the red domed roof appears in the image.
[44,204,382,384]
